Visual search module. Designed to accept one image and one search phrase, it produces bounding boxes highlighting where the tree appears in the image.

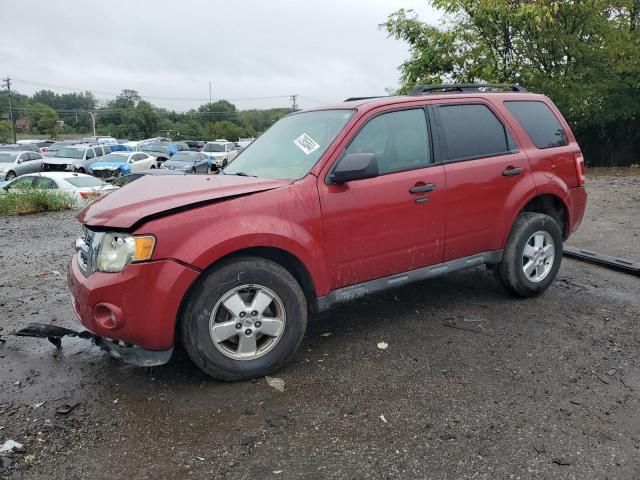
[30,103,61,139]
[383,1,640,166]
[197,100,239,124]
[0,120,11,143]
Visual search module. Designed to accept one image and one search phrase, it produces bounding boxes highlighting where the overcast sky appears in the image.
[1,0,440,112]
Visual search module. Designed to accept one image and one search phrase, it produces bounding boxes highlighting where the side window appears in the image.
[103,145,111,154]
[9,176,35,189]
[132,154,144,161]
[95,146,104,156]
[344,108,430,174]
[437,104,516,161]
[34,177,57,189]
[85,149,95,160]
[504,101,568,149]
[33,153,43,160]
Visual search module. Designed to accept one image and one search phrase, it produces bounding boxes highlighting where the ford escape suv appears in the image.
[68,84,587,381]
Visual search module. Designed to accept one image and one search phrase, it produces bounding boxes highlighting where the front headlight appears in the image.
[96,233,156,273]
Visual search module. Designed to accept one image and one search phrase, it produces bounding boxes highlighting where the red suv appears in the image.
[69,84,587,380]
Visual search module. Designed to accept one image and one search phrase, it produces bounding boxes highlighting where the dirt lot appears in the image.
[1,172,639,480]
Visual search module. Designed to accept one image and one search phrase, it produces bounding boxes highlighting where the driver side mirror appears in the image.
[129,158,135,164]
[329,153,379,184]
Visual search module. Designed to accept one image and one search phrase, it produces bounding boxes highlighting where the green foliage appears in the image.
[0,188,74,215]
[0,120,11,143]
[29,103,61,139]
[383,1,640,166]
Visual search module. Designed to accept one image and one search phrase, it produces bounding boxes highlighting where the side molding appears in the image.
[314,250,502,312]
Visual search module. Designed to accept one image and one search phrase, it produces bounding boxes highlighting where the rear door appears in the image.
[318,107,446,289]
[431,100,535,261]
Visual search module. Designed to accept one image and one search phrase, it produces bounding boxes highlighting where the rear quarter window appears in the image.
[437,104,516,161]
[504,101,568,149]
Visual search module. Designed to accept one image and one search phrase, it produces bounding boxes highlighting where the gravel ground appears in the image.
[0,172,639,480]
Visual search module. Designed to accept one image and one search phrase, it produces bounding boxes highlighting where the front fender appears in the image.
[140,178,331,296]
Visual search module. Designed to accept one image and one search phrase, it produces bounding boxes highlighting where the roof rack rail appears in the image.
[343,96,387,102]
[408,83,527,95]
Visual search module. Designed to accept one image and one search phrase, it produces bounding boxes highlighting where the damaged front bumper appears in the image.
[15,323,173,367]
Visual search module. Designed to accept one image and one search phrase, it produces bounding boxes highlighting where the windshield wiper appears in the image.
[231,172,257,177]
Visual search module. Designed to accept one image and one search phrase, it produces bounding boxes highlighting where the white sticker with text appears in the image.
[293,133,320,155]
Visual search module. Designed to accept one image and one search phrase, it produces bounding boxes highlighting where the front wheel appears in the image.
[495,212,563,297]
[180,257,307,381]
[5,171,16,181]
[76,167,85,174]
[222,159,228,168]
[150,165,156,169]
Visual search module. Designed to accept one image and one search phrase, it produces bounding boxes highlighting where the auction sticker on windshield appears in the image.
[293,133,320,155]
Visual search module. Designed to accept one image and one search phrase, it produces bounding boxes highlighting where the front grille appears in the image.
[75,227,102,277]
[44,163,69,172]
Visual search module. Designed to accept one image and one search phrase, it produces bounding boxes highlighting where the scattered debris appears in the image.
[443,320,483,334]
[319,332,333,337]
[195,456,205,461]
[606,369,617,376]
[238,434,257,446]
[55,403,79,415]
[13,381,20,387]
[597,376,610,385]
[51,270,61,276]
[33,402,46,409]
[113,399,119,404]
[439,433,457,441]
[265,376,285,392]
[552,457,571,466]
[273,470,283,474]
[569,399,581,406]
[0,440,23,454]
[533,444,546,454]
[377,342,388,350]
[380,415,387,424]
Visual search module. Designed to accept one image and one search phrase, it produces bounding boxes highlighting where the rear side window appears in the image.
[345,108,430,174]
[437,104,516,161]
[504,101,568,148]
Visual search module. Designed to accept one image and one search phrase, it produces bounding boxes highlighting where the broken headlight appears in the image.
[96,233,156,273]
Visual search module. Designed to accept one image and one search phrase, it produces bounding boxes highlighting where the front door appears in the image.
[318,107,446,289]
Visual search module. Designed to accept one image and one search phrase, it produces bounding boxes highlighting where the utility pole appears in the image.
[290,94,298,112]
[208,81,212,142]
[2,77,17,143]
[88,111,96,137]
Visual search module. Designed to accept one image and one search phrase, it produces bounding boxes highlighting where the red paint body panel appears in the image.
[70,91,588,353]
[68,255,199,350]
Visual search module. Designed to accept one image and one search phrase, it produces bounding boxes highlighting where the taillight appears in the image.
[574,153,585,186]
[79,191,88,199]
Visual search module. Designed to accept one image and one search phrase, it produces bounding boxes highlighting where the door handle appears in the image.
[502,166,523,177]
[409,183,436,194]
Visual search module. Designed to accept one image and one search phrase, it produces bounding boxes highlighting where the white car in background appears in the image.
[201,139,238,168]
[0,172,117,207]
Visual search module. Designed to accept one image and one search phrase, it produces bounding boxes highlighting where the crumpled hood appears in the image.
[90,162,128,170]
[78,174,292,229]
[44,156,79,165]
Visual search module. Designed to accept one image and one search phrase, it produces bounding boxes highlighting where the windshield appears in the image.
[64,176,107,188]
[55,147,85,159]
[98,153,128,163]
[141,144,169,154]
[171,153,194,162]
[49,143,71,152]
[0,152,18,163]
[224,110,354,180]
[203,143,226,152]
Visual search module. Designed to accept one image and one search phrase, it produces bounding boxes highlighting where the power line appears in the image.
[10,78,294,103]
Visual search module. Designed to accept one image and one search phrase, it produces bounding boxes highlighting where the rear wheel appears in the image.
[180,257,307,381]
[222,159,228,168]
[495,212,562,297]
[5,171,16,181]
[191,168,196,174]
[150,165,156,169]
[76,167,85,174]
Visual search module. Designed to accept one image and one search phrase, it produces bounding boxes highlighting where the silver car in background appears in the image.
[0,150,45,180]
[42,144,111,173]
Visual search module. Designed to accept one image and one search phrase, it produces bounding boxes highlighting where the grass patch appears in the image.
[0,188,75,215]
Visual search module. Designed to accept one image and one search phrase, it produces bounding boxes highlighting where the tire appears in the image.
[191,168,196,174]
[150,165,156,170]
[180,257,307,381]
[495,212,563,297]
[5,171,16,181]
[222,159,228,168]
[77,167,85,174]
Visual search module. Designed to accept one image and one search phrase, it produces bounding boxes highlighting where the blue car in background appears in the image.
[88,151,158,181]
[108,144,132,152]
